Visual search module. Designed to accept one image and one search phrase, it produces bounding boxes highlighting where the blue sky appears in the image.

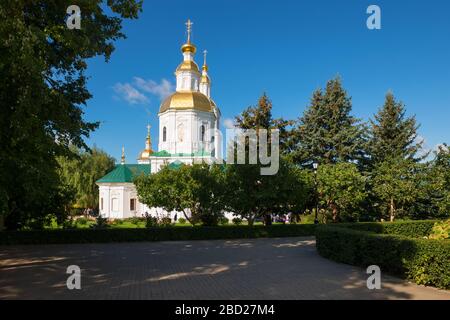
[84,0,450,162]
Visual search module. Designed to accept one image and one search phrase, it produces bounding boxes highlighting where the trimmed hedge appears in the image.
[0,224,317,245]
[316,224,450,290]
[336,220,437,238]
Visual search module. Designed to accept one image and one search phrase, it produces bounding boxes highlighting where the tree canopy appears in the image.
[0,0,142,229]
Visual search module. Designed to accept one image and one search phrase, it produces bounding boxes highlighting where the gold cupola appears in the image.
[138,125,153,160]
[200,49,211,84]
[181,19,196,54]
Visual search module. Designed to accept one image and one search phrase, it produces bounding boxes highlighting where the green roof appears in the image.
[168,160,184,169]
[96,164,150,183]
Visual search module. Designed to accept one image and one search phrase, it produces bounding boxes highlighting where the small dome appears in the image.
[181,43,197,54]
[200,74,210,84]
[159,91,214,113]
[138,149,153,160]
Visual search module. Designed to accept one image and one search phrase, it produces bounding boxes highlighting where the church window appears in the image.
[130,199,136,211]
[163,127,167,142]
[200,125,205,142]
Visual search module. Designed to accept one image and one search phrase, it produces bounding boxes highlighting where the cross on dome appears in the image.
[185,19,193,43]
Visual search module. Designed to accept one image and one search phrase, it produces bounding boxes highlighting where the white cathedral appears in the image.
[96,20,225,220]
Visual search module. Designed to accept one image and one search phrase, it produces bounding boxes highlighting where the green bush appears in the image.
[145,216,158,228]
[159,217,172,227]
[177,218,187,225]
[316,224,450,289]
[428,219,450,240]
[76,217,88,226]
[218,217,229,226]
[0,224,317,245]
[232,217,242,225]
[90,216,109,230]
[336,220,436,238]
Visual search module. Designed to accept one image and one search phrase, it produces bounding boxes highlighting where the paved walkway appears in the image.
[0,237,449,300]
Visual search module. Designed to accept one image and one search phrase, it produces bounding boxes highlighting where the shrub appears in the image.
[232,217,242,225]
[0,224,317,245]
[76,217,88,226]
[90,216,109,230]
[178,218,187,225]
[112,219,124,226]
[428,219,450,240]
[336,220,436,238]
[218,217,229,225]
[316,224,450,289]
[159,217,172,227]
[145,216,158,228]
[127,217,143,226]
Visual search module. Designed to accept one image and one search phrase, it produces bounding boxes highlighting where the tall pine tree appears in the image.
[368,92,426,221]
[368,92,424,164]
[235,93,292,153]
[289,77,367,167]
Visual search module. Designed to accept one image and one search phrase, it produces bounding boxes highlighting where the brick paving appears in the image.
[0,237,449,300]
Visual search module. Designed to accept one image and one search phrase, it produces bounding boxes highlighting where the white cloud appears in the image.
[223,118,235,129]
[415,135,431,158]
[113,83,149,105]
[133,77,174,101]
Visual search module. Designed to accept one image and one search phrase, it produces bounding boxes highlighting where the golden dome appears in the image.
[181,43,197,54]
[176,60,200,74]
[200,74,210,84]
[159,91,214,113]
[138,149,153,160]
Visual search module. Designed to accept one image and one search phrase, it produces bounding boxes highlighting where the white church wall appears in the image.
[158,109,216,155]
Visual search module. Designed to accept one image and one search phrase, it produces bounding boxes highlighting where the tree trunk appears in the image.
[247,216,254,227]
[330,202,338,222]
[389,198,395,222]
[264,214,272,226]
[182,209,195,226]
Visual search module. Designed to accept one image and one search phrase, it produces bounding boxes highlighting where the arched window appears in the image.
[163,127,167,142]
[200,125,205,142]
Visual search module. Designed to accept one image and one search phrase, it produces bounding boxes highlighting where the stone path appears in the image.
[0,237,449,300]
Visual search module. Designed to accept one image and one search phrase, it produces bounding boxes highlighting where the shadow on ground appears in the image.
[0,237,449,300]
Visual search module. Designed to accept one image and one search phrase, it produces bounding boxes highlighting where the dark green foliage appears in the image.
[57,147,115,210]
[0,224,317,245]
[336,220,436,238]
[289,77,367,167]
[232,218,243,225]
[235,93,293,153]
[90,215,109,229]
[316,222,449,289]
[145,215,158,228]
[0,0,142,229]
[368,92,424,165]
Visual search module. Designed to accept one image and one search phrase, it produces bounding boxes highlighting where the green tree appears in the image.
[224,158,309,226]
[372,157,419,221]
[316,163,366,222]
[135,164,226,226]
[289,77,367,167]
[57,147,115,210]
[421,144,450,218]
[368,92,425,165]
[0,1,142,229]
[235,93,293,153]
